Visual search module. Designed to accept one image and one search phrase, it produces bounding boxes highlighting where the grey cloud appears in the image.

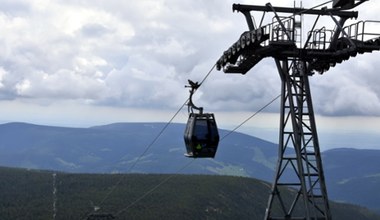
[311,55,380,116]
[0,0,379,117]
[0,0,31,16]
[79,23,112,38]
[100,54,187,108]
[198,59,281,112]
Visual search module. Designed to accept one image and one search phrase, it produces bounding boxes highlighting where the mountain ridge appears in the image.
[0,122,379,213]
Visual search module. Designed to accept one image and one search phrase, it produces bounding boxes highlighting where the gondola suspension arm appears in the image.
[185,80,203,114]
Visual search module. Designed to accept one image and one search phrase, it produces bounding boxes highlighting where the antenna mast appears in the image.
[216,1,380,219]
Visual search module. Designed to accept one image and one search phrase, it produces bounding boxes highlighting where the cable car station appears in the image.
[214,0,380,219]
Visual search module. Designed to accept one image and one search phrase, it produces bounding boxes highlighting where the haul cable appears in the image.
[113,93,281,217]
[84,64,217,218]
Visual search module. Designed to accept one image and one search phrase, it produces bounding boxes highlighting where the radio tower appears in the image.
[216,1,380,219]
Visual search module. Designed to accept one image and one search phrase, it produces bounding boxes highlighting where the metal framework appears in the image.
[216,1,380,219]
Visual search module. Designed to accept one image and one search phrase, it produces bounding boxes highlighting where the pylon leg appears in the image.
[265,58,331,220]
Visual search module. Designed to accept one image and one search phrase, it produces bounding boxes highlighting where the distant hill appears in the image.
[0,122,278,178]
[0,122,379,214]
[323,148,380,213]
[0,166,379,220]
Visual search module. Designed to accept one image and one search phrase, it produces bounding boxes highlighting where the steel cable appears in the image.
[112,93,281,217]
[83,63,217,218]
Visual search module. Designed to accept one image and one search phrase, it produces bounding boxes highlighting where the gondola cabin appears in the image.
[184,113,219,158]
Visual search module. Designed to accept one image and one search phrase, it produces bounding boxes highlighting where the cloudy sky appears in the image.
[0,0,380,149]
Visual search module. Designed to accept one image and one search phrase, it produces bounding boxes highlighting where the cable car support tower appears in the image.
[216,1,380,219]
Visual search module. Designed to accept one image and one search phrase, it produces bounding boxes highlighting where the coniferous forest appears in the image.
[0,167,379,220]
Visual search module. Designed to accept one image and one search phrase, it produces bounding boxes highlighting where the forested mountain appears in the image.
[323,148,380,213]
[0,166,379,220]
[0,122,379,214]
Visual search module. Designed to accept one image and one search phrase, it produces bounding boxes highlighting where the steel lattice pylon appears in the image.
[264,58,331,219]
[216,1,380,219]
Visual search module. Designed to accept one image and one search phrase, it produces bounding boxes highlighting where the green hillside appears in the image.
[1,122,380,214]
[0,167,379,220]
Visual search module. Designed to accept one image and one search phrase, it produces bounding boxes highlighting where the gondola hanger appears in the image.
[185,80,203,114]
[183,80,220,158]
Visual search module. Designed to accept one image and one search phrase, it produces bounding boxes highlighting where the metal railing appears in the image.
[343,20,380,42]
[259,17,298,46]
[307,27,334,50]
[260,19,380,49]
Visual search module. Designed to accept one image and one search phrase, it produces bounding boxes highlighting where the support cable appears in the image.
[85,64,217,217]
[263,1,333,29]
[112,93,281,217]
[114,158,196,217]
[220,94,281,141]
[95,99,188,207]
[85,63,279,218]
[199,63,217,86]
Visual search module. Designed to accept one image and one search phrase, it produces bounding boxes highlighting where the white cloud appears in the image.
[311,52,380,116]
[0,0,379,124]
[0,67,8,89]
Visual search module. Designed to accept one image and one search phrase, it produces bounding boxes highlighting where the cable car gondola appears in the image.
[183,80,219,158]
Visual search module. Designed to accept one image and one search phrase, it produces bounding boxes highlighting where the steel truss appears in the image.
[264,58,330,220]
[216,2,380,219]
